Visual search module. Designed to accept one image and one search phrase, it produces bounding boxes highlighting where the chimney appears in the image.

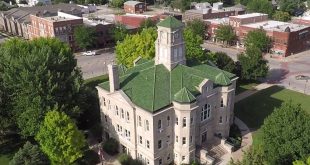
[108,64,120,92]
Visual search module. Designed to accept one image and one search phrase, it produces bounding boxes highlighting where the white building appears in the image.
[27,0,51,6]
[97,16,238,165]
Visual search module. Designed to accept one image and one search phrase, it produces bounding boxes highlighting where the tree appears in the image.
[186,19,207,38]
[207,52,236,73]
[109,0,124,8]
[278,0,302,15]
[74,25,96,51]
[273,11,291,22]
[112,24,129,42]
[247,0,274,16]
[215,24,236,46]
[115,28,157,67]
[170,0,190,12]
[0,38,84,137]
[36,110,86,165]
[293,157,310,165]
[9,141,49,165]
[244,29,271,52]
[237,46,268,81]
[229,146,268,165]
[261,102,310,165]
[183,28,206,64]
[140,18,156,30]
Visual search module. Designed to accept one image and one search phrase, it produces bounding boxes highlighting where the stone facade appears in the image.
[97,17,237,165]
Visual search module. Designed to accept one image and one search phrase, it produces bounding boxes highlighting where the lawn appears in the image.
[234,85,310,147]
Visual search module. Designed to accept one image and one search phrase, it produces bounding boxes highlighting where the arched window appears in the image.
[158,120,162,129]
[183,117,186,127]
[167,116,170,126]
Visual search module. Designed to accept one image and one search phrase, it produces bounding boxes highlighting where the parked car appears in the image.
[295,75,310,80]
[82,51,96,56]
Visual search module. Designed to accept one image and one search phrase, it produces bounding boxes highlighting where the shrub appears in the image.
[102,138,119,155]
[117,153,143,165]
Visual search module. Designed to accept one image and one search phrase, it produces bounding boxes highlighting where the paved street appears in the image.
[202,42,310,95]
[76,49,115,79]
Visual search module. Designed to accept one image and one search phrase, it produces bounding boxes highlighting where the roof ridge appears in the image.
[151,65,157,111]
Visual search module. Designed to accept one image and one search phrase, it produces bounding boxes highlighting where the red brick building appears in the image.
[28,12,83,49]
[115,14,158,28]
[205,13,310,57]
[124,1,146,14]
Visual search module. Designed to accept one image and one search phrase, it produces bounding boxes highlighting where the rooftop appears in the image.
[230,13,267,19]
[99,60,236,112]
[124,1,143,6]
[243,20,309,32]
[205,17,229,24]
[157,16,183,28]
[83,18,112,26]
[45,15,81,22]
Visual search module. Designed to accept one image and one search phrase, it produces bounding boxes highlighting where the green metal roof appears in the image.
[99,60,236,113]
[174,87,196,103]
[157,16,183,29]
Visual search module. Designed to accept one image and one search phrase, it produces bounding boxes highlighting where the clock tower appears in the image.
[155,16,186,71]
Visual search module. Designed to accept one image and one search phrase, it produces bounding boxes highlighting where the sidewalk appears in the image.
[231,117,253,161]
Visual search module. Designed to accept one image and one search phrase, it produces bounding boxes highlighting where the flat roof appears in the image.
[293,15,310,21]
[83,18,112,26]
[124,13,154,18]
[124,1,143,6]
[205,17,229,24]
[44,15,81,22]
[243,20,309,32]
[230,13,267,18]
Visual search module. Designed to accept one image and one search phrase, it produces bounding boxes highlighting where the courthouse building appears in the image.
[97,16,238,165]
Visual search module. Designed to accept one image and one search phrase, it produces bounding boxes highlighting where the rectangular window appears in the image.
[116,106,119,116]
[220,99,224,107]
[126,111,130,121]
[138,116,142,126]
[139,136,143,144]
[183,117,186,127]
[190,136,193,143]
[167,116,170,126]
[103,97,106,106]
[182,137,186,145]
[146,140,150,148]
[159,159,162,165]
[158,140,162,149]
[182,156,185,161]
[190,117,193,124]
[201,104,211,121]
[167,135,170,143]
[146,120,149,131]
[104,115,107,122]
[176,117,178,125]
[219,116,223,124]
[176,136,178,143]
[117,125,120,132]
[121,109,124,118]
[167,153,170,160]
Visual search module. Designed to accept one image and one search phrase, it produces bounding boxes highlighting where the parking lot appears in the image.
[202,42,310,95]
[76,48,115,79]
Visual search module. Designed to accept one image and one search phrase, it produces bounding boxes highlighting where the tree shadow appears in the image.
[265,68,289,84]
[0,133,24,156]
[234,86,286,131]
[120,72,139,87]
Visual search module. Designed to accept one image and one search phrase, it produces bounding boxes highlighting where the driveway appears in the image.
[202,42,310,95]
[76,49,115,79]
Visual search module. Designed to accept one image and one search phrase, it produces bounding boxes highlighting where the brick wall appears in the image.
[115,15,158,28]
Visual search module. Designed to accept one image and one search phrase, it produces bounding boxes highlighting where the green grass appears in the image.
[0,154,11,165]
[235,81,259,95]
[235,85,310,147]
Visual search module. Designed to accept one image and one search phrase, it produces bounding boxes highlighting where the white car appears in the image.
[82,51,96,56]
